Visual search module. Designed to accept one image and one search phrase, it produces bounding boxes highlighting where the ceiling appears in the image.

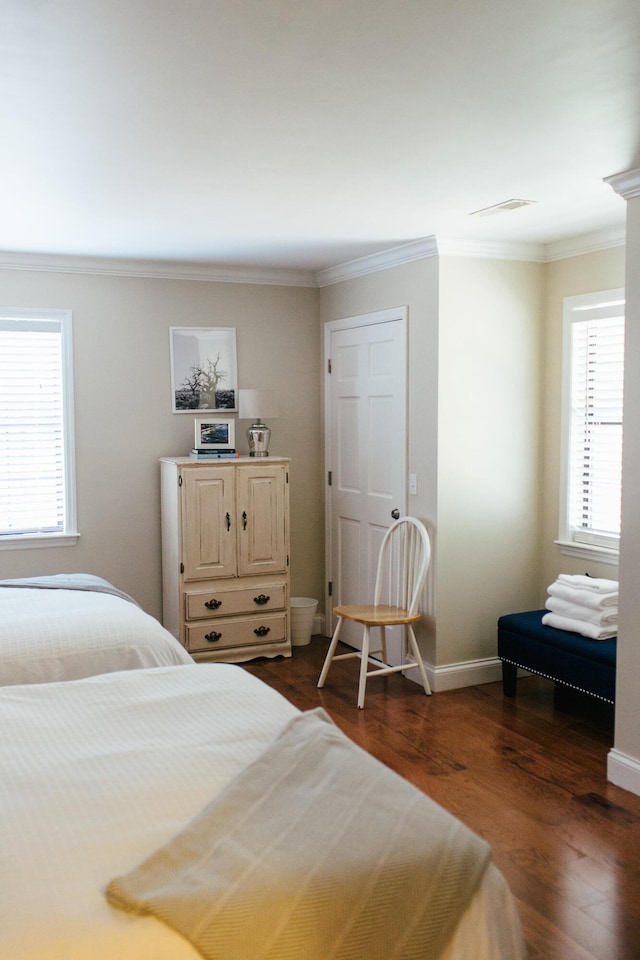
[2,0,639,281]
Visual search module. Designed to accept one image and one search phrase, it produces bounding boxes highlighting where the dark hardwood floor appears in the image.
[242,637,640,960]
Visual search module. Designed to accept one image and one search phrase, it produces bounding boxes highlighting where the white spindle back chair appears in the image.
[318,517,432,708]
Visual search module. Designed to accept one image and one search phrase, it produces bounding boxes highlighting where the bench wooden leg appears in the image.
[502,661,517,697]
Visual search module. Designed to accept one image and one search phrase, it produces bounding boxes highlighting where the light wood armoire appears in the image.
[160,457,291,662]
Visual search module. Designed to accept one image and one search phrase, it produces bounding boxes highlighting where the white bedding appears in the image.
[0,584,192,685]
[0,665,525,960]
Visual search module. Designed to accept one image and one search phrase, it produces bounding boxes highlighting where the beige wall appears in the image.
[540,247,625,596]
[319,255,543,679]
[0,268,323,619]
[436,256,543,667]
[2,242,633,706]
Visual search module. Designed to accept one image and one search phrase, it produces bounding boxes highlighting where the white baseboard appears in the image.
[313,631,504,691]
[608,748,640,797]
[313,632,506,692]
[403,656,503,692]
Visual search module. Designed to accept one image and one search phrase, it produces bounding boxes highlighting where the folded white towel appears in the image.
[547,581,618,610]
[556,574,619,594]
[545,596,618,626]
[542,611,617,640]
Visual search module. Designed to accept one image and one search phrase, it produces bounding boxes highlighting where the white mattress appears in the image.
[0,664,525,960]
[0,585,192,684]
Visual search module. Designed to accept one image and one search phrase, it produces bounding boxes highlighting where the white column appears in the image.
[604,167,640,795]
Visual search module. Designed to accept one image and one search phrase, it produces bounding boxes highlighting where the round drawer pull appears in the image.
[253,594,270,605]
[204,598,222,610]
[205,631,222,642]
[254,625,270,637]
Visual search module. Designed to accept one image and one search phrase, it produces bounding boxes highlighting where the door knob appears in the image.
[391,508,400,519]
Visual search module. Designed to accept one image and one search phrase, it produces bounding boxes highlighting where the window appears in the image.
[0,308,78,547]
[558,289,625,561]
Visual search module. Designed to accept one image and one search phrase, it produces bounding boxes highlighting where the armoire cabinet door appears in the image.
[236,464,287,577]
[181,467,236,580]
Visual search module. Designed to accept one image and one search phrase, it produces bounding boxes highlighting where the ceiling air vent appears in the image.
[469,198,536,217]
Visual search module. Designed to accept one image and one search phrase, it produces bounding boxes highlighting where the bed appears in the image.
[0,573,193,685]
[0,663,525,960]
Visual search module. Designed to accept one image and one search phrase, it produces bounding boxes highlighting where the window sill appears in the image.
[0,533,80,551]
[555,539,619,567]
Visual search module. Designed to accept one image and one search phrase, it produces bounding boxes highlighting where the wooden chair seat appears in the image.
[332,604,421,626]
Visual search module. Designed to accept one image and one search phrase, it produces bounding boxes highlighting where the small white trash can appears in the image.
[290,597,318,646]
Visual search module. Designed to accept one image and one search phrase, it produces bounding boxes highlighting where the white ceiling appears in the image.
[2,0,639,280]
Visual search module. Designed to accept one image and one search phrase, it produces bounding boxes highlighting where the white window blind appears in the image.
[0,309,77,543]
[561,291,625,555]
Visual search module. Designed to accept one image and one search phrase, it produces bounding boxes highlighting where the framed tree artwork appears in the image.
[170,327,238,413]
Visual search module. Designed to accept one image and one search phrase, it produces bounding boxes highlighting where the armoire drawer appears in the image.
[184,583,286,620]
[185,612,287,653]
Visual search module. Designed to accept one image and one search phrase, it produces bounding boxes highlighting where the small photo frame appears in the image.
[194,417,236,451]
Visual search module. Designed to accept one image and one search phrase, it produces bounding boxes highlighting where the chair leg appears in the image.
[406,625,432,695]
[317,617,344,688]
[379,624,388,664]
[357,624,371,709]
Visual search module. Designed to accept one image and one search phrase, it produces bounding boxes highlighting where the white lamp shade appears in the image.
[238,389,279,420]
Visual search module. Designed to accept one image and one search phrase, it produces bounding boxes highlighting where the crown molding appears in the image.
[604,167,640,200]
[316,236,547,287]
[317,224,628,286]
[0,251,317,287]
[435,237,546,262]
[543,224,626,261]
[315,236,439,287]
[0,220,629,290]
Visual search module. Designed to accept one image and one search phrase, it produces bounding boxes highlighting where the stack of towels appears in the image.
[542,574,618,640]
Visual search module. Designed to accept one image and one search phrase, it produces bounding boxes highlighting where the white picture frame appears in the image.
[170,326,238,413]
[194,417,236,451]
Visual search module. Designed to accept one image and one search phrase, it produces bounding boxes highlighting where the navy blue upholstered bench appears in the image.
[497,609,617,704]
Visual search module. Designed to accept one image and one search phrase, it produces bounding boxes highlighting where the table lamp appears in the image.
[238,389,279,457]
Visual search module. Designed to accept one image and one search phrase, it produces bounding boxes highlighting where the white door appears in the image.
[325,308,407,662]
